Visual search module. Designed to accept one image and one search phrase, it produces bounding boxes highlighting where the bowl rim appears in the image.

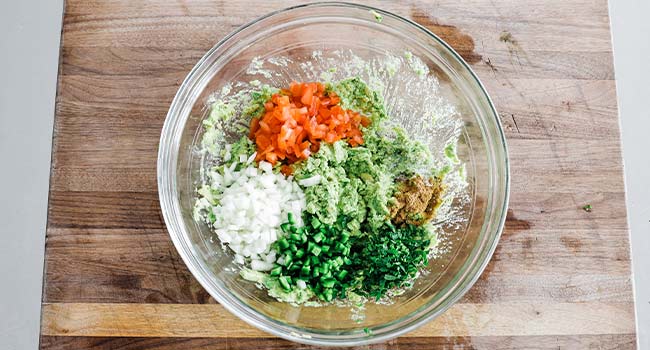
[158,1,510,346]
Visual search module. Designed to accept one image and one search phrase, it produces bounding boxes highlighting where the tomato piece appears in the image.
[265,152,278,164]
[250,80,369,165]
[311,96,321,116]
[284,117,297,129]
[256,134,270,149]
[296,127,307,143]
[259,120,271,133]
[300,85,314,105]
[259,144,274,157]
[360,115,371,127]
[276,106,290,122]
[289,81,302,97]
[288,126,300,146]
[280,164,293,176]
[324,131,337,143]
[310,140,320,153]
[319,107,331,118]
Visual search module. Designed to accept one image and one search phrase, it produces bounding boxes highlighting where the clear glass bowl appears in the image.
[158,2,509,346]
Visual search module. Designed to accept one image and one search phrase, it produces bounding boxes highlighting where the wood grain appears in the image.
[41,303,635,338]
[40,335,637,350]
[42,225,633,304]
[41,0,636,348]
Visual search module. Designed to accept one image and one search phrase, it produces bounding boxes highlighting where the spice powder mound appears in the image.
[389,175,444,226]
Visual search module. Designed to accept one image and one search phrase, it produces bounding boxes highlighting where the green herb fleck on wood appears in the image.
[499,31,516,44]
[369,10,383,23]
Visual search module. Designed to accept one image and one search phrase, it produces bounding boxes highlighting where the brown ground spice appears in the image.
[389,175,444,226]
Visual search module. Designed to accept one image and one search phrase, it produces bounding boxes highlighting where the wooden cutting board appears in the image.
[40,0,637,348]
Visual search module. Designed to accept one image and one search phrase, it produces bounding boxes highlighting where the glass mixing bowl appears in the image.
[158,2,509,346]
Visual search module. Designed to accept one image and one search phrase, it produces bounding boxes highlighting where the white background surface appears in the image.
[0,0,63,349]
[609,0,650,348]
[0,0,647,348]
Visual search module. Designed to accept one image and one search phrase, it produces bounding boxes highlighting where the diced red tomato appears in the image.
[249,81,370,166]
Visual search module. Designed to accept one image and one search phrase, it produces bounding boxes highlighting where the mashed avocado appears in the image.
[243,84,277,118]
[294,78,437,233]
[200,101,236,157]
[330,77,388,125]
[240,268,314,304]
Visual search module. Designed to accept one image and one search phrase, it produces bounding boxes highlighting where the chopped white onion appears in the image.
[298,175,322,187]
[199,158,305,264]
[296,280,307,289]
[276,256,286,266]
[259,161,273,174]
[251,259,274,271]
[246,152,257,164]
